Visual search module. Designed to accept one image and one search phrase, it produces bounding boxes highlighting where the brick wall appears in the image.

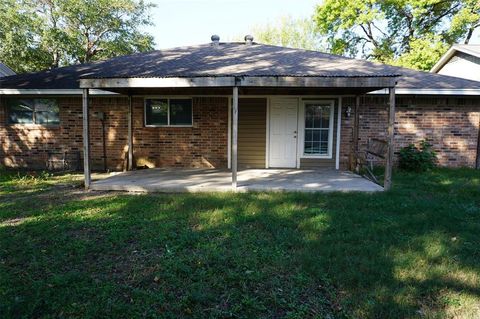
[340,96,480,168]
[1,94,479,171]
[0,97,132,170]
[132,97,228,168]
[0,96,228,170]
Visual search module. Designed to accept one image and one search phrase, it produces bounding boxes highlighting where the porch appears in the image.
[78,45,400,191]
[90,168,383,193]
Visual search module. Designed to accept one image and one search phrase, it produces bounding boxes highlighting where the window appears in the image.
[303,102,332,156]
[145,98,192,126]
[7,99,59,125]
[145,99,168,125]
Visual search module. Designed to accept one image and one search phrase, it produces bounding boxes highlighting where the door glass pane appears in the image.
[145,99,168,125]
[304,141,313,154]
[320,130,329,142]
[305,107,314,128]
[305,104,330,129]
[321,109,330,128]
[313,107,321,128]
[320,142,329,154]
[304,129,312,142]
[304,103,331,155]
[169,99,192,125]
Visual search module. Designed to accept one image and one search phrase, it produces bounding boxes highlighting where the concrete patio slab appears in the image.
[90,168,383,193]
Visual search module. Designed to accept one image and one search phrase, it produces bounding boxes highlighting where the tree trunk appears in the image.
[464,28,474,44]
[50,51,60,69]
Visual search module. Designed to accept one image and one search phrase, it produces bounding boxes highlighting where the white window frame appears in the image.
[299,99,334,159]
[144,97,193,127]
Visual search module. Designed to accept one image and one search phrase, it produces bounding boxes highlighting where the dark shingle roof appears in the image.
[0,62,15,77]
[1,42,480,90]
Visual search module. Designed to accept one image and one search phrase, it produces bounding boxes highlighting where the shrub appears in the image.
[398,140,437,172]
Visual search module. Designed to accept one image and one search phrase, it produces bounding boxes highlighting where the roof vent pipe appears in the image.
[244,35,254,45]
[211,35,220,47]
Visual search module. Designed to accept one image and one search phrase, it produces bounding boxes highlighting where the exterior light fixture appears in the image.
[345,106,352,117]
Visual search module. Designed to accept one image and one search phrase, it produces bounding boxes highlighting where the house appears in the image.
[0,62,15,77]
[1,36,480,191]
[431,44,480,81]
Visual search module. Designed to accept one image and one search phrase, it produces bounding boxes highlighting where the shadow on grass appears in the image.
[1,168,479,318]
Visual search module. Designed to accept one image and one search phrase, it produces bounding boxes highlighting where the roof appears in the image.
[1,42,480,93]
[0,62,15,77]
[431,44,480,73]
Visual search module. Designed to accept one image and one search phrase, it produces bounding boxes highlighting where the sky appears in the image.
[145,0,319,49]
[145,0,480,49]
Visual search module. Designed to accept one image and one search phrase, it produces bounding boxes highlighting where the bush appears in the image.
[398,140,437,172]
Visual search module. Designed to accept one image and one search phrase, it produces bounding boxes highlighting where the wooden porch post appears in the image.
[232,86,239,189]
[476,118,480,169]
[127,95,133,170]
[384,87,396,190]
[350,95,360,171]
[82,88,91,189]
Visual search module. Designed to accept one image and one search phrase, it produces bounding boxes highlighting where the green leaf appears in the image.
[0,0,156,72]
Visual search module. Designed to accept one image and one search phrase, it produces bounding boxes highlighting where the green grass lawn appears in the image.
[1,168,479,318]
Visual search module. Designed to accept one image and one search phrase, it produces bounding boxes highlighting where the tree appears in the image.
[0,0,155,73]
[314,0,480,70]
[251,16,325,51]
[0,0,51,72]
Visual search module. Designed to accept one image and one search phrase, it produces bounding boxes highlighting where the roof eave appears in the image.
[0,88,117,95]
[431,46,457,73]
[369,88,480,95]
[2,87,480,96]
[431,45,480,73]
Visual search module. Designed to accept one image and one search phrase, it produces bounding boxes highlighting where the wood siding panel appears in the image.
[437,52,480,82]
[300,157,335,168]
[238,98,267,168]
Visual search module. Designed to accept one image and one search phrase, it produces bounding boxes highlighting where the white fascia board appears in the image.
[80,76,398,89]
[369,88,480,96]
[3,87,479,96]
[430,47,456,73]
[0,89,117,95]
[457,46,480,59]
[80,77,236,88]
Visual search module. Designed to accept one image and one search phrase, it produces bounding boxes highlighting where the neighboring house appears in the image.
[0,37,479,189]
[431,44,480,81]
[0,62,15,77]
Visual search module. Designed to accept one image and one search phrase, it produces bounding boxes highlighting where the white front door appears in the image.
[269,98,298,168]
